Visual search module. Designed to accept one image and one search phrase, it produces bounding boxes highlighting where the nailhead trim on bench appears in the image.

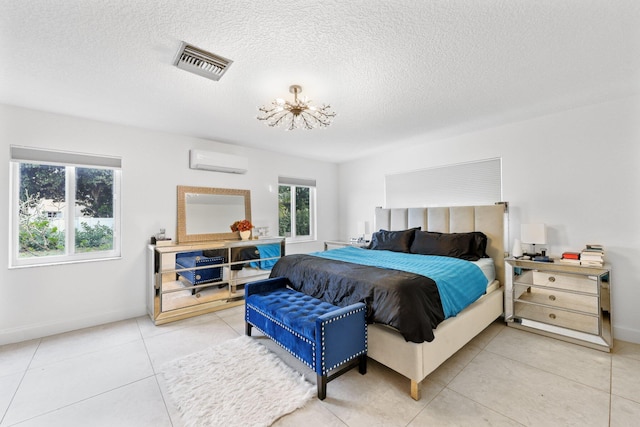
[246,303,317,370]
[320,306,368,373]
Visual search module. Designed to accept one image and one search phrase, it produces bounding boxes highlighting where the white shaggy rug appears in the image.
[161,336,315,427]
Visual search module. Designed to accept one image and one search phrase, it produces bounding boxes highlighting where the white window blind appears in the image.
[278,176,316,187]
[11,146,121,169]
[385,158,502,208]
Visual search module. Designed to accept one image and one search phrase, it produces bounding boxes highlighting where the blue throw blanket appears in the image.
[249,243,281,270]
[311,246,488,318]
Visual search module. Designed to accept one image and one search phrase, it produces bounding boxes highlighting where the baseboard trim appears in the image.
[613,325,640,345]
[0,307,146,346]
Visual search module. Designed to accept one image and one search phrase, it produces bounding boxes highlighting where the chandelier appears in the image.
[257,85,336,130]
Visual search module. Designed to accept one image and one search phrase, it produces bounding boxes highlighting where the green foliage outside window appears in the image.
[17,163,115,258]
[278,184,312,238]
[75,222,114,252]
[295,186,310,236]
[18,192,65,257]
[76,167,114,218]
[279,185,291,237]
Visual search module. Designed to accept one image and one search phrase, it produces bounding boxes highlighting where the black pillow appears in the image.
[368,228,419,253]
[410,231,488,261]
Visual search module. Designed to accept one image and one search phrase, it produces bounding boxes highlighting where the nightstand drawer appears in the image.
[532,271,597,294]
[514,285,599,314]
[514,302,599,335]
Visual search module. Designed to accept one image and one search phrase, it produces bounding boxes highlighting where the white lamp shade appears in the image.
[357,221,371,236]
[521,223,547,244]
[512,239,523,257]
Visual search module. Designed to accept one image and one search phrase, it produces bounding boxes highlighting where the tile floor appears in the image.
[1,306,639,426]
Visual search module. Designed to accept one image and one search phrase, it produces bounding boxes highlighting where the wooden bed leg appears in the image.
[410,380,421,401]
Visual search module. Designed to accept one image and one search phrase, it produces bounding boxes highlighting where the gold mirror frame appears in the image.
[177,186,252,243]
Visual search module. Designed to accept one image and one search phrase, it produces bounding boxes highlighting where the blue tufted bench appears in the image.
[245,277,367,400]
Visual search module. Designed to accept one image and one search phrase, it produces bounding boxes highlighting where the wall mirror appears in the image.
[177,186,251,243]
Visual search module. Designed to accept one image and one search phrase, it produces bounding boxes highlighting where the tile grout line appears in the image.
[0,339,42,426]
[137,317,176,427]
[2,376,158,427]
[405,326,506,426]
[608,350,613,427]
[482,338,613,396]
[437,326,528,424]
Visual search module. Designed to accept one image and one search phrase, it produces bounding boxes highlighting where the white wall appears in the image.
[338,95,640,344]
[0,104,337,345]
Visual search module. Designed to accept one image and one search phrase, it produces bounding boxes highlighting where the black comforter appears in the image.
[270,254,445,343]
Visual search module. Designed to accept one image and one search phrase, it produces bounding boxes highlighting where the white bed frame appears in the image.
[367,204,506,400]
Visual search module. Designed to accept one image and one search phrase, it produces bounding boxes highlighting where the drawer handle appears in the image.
[196,274,201,280]
[549,313,556,319]
[549,295,556,301]
[548,276,556,282]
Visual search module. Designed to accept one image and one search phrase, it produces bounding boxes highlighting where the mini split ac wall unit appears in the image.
[189,149,248,174]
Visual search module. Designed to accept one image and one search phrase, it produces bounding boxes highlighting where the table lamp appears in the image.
[521,223,547,258]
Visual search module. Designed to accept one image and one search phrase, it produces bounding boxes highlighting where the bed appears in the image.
[270,204,506,400]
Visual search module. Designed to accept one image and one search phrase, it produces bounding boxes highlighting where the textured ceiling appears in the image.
[1,1,638,163]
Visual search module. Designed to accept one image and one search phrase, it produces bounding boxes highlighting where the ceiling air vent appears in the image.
[174,42,232,81]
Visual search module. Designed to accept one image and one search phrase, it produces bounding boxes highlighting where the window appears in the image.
[278,177,316,241]
[10,146,121,267]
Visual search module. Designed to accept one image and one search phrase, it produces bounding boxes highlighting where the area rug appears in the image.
[160,335,315,427]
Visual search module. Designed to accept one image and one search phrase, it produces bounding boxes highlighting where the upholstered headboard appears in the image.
[374,204,507,286]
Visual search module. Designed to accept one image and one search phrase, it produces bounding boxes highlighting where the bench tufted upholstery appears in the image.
[245,277,367,399]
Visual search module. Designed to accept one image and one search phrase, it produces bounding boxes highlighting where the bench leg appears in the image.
[359,355,367,375]
[245,322,252,336]
[317,374,327,400]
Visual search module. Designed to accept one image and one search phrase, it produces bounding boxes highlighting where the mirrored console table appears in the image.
[147,238,285,325]
[505,257,612,352]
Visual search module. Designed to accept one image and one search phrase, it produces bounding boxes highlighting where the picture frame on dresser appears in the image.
[505,257,612,351]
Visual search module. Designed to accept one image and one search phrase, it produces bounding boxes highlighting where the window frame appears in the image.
[9,147,122,268]
[278,177,317,243]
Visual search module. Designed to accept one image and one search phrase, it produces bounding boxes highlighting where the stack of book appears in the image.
[581,244,604,267]
[558,251,581,265]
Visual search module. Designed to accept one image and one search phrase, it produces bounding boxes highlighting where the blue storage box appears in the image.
[175,251,223,285]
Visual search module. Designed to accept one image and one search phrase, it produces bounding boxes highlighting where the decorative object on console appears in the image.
[254,226,270,239]
[257,85,336,130]
[512,238,523,258]
[231,219,253,240]
[521,223,547,258]
[356,220,371,243]
[581,244,604,267]
[558,251,581,265]
[154,238,173,247]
